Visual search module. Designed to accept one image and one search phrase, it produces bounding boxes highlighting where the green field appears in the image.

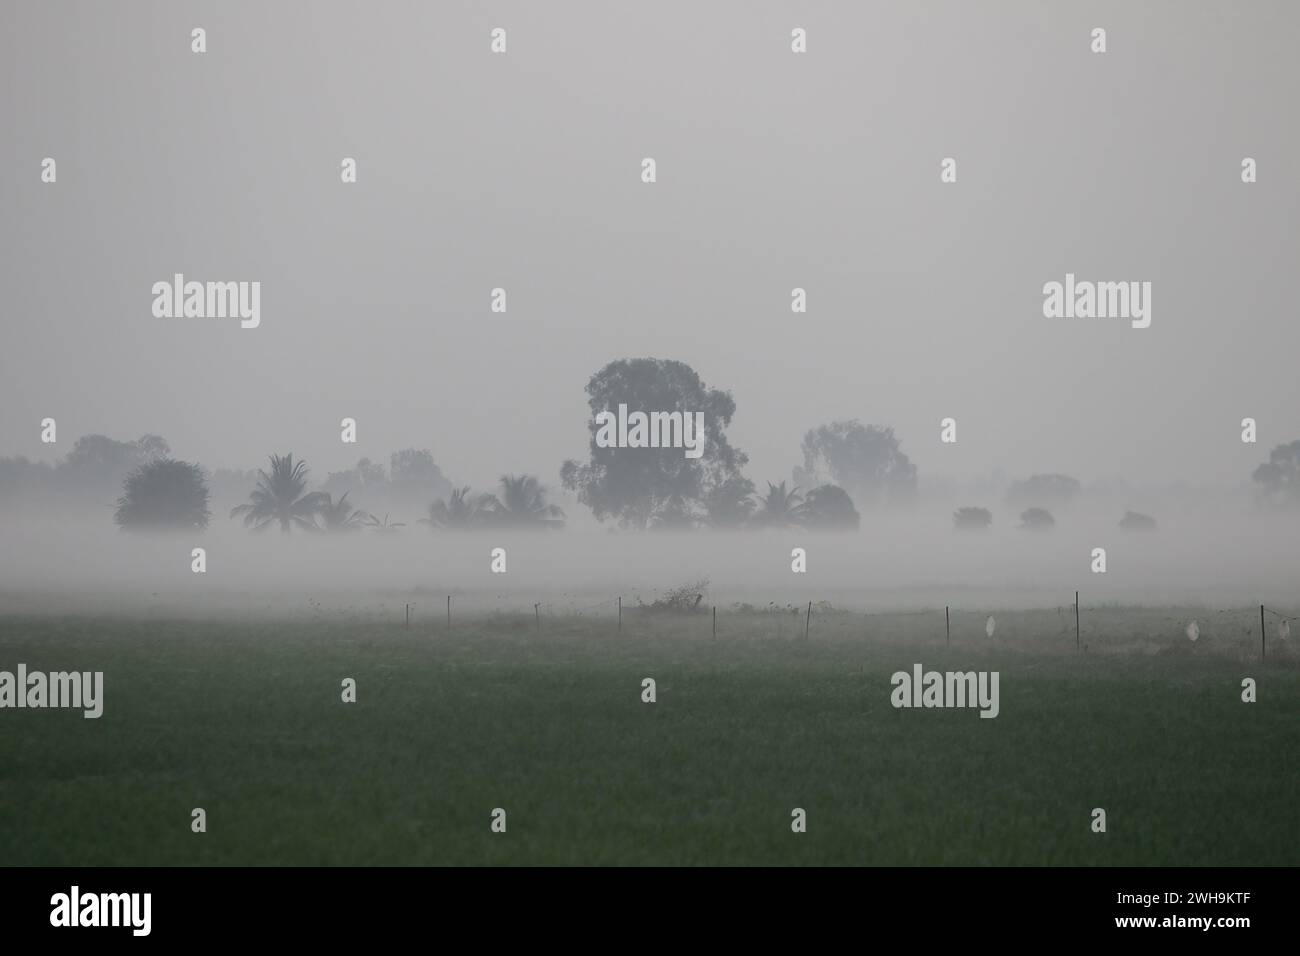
[0,607,1296,865]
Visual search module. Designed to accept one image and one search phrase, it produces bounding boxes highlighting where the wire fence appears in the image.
[362,590,1296,662]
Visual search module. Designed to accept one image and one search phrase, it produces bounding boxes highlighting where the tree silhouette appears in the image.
[388,448,452,505]
[324,457,389,503]
[801,484,860,531]
[700,476,756,529]
[1119,510,1157,532]
[422,487,491,530]
[56,433,170,502]
[1252,440,1300,506]
[751,481,805,528]
[313,492,370,532]
[230,454,325,533]
[561,358,748,529]
[953,507,993,532]
[1006,474,1080,509]
[1017,507,1055,531]
[649,495,699,531]
[800,421,917,505]
[114,458,210,532]
[484,474,565,529]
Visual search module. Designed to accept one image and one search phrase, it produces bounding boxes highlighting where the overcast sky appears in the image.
[2,1,1295,492]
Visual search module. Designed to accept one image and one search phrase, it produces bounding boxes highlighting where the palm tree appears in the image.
[363,512,406,534]
[313,492,370,532]
[421,486,490,530]
[751,481,805,528]
[484,474,565,529]
[230,453,325,533]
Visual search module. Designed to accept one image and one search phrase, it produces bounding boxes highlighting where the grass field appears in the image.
[0,606,1296,865]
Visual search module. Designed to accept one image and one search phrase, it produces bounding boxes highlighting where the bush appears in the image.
[953,507,992,532]
[115,459,211,531]
[1018,507,1055,531]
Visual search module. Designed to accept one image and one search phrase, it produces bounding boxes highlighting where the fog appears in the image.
[2,1,1298,620]
[3,1,1299,491]
[1,489,1294,620]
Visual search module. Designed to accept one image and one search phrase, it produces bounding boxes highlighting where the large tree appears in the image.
[55,433,170,502]
[561,358,749,529]
[114,458,211,532]
[1253,440,1300,506]
[799,421,917,505]
[230,453,325,533]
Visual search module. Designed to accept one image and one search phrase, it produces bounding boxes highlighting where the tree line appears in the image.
[3,359,1298,533]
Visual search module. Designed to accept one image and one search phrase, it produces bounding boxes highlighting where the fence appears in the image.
[388,590,1295,662]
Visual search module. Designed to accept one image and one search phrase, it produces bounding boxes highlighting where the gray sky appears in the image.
[2,0,1296,492]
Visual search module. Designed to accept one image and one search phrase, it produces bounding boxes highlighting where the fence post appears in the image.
[1261,605,1266,661]
[946,606,950,645]
[1075,591,1080,652]
[535,602,541,632]
[805,601,812,641]
[446,595,451,630]
[405,603,410,629]
[618,596,622,636]
[713,605,717,639]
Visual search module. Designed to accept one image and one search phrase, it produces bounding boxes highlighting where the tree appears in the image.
[55,433,170,502]
[314,493,370,532]
[561,358,749,529]
[324,457,389,504]
[1018,507,1055,531]
[1006,474,1080,509]
[700,476,756,529]
[1252,440,1300,506]
[751,481,805,528]
[649,495,699,531]
[230,454,325,533]
[422,487,492,530]
[0,456,54,502]
[802,484,860,531]
[953,507,992,532]
[1119,510,1157,532]
[388,449,452,504]
[799,421,917,505]
[114,458,211,532]
[484,474,565,529]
